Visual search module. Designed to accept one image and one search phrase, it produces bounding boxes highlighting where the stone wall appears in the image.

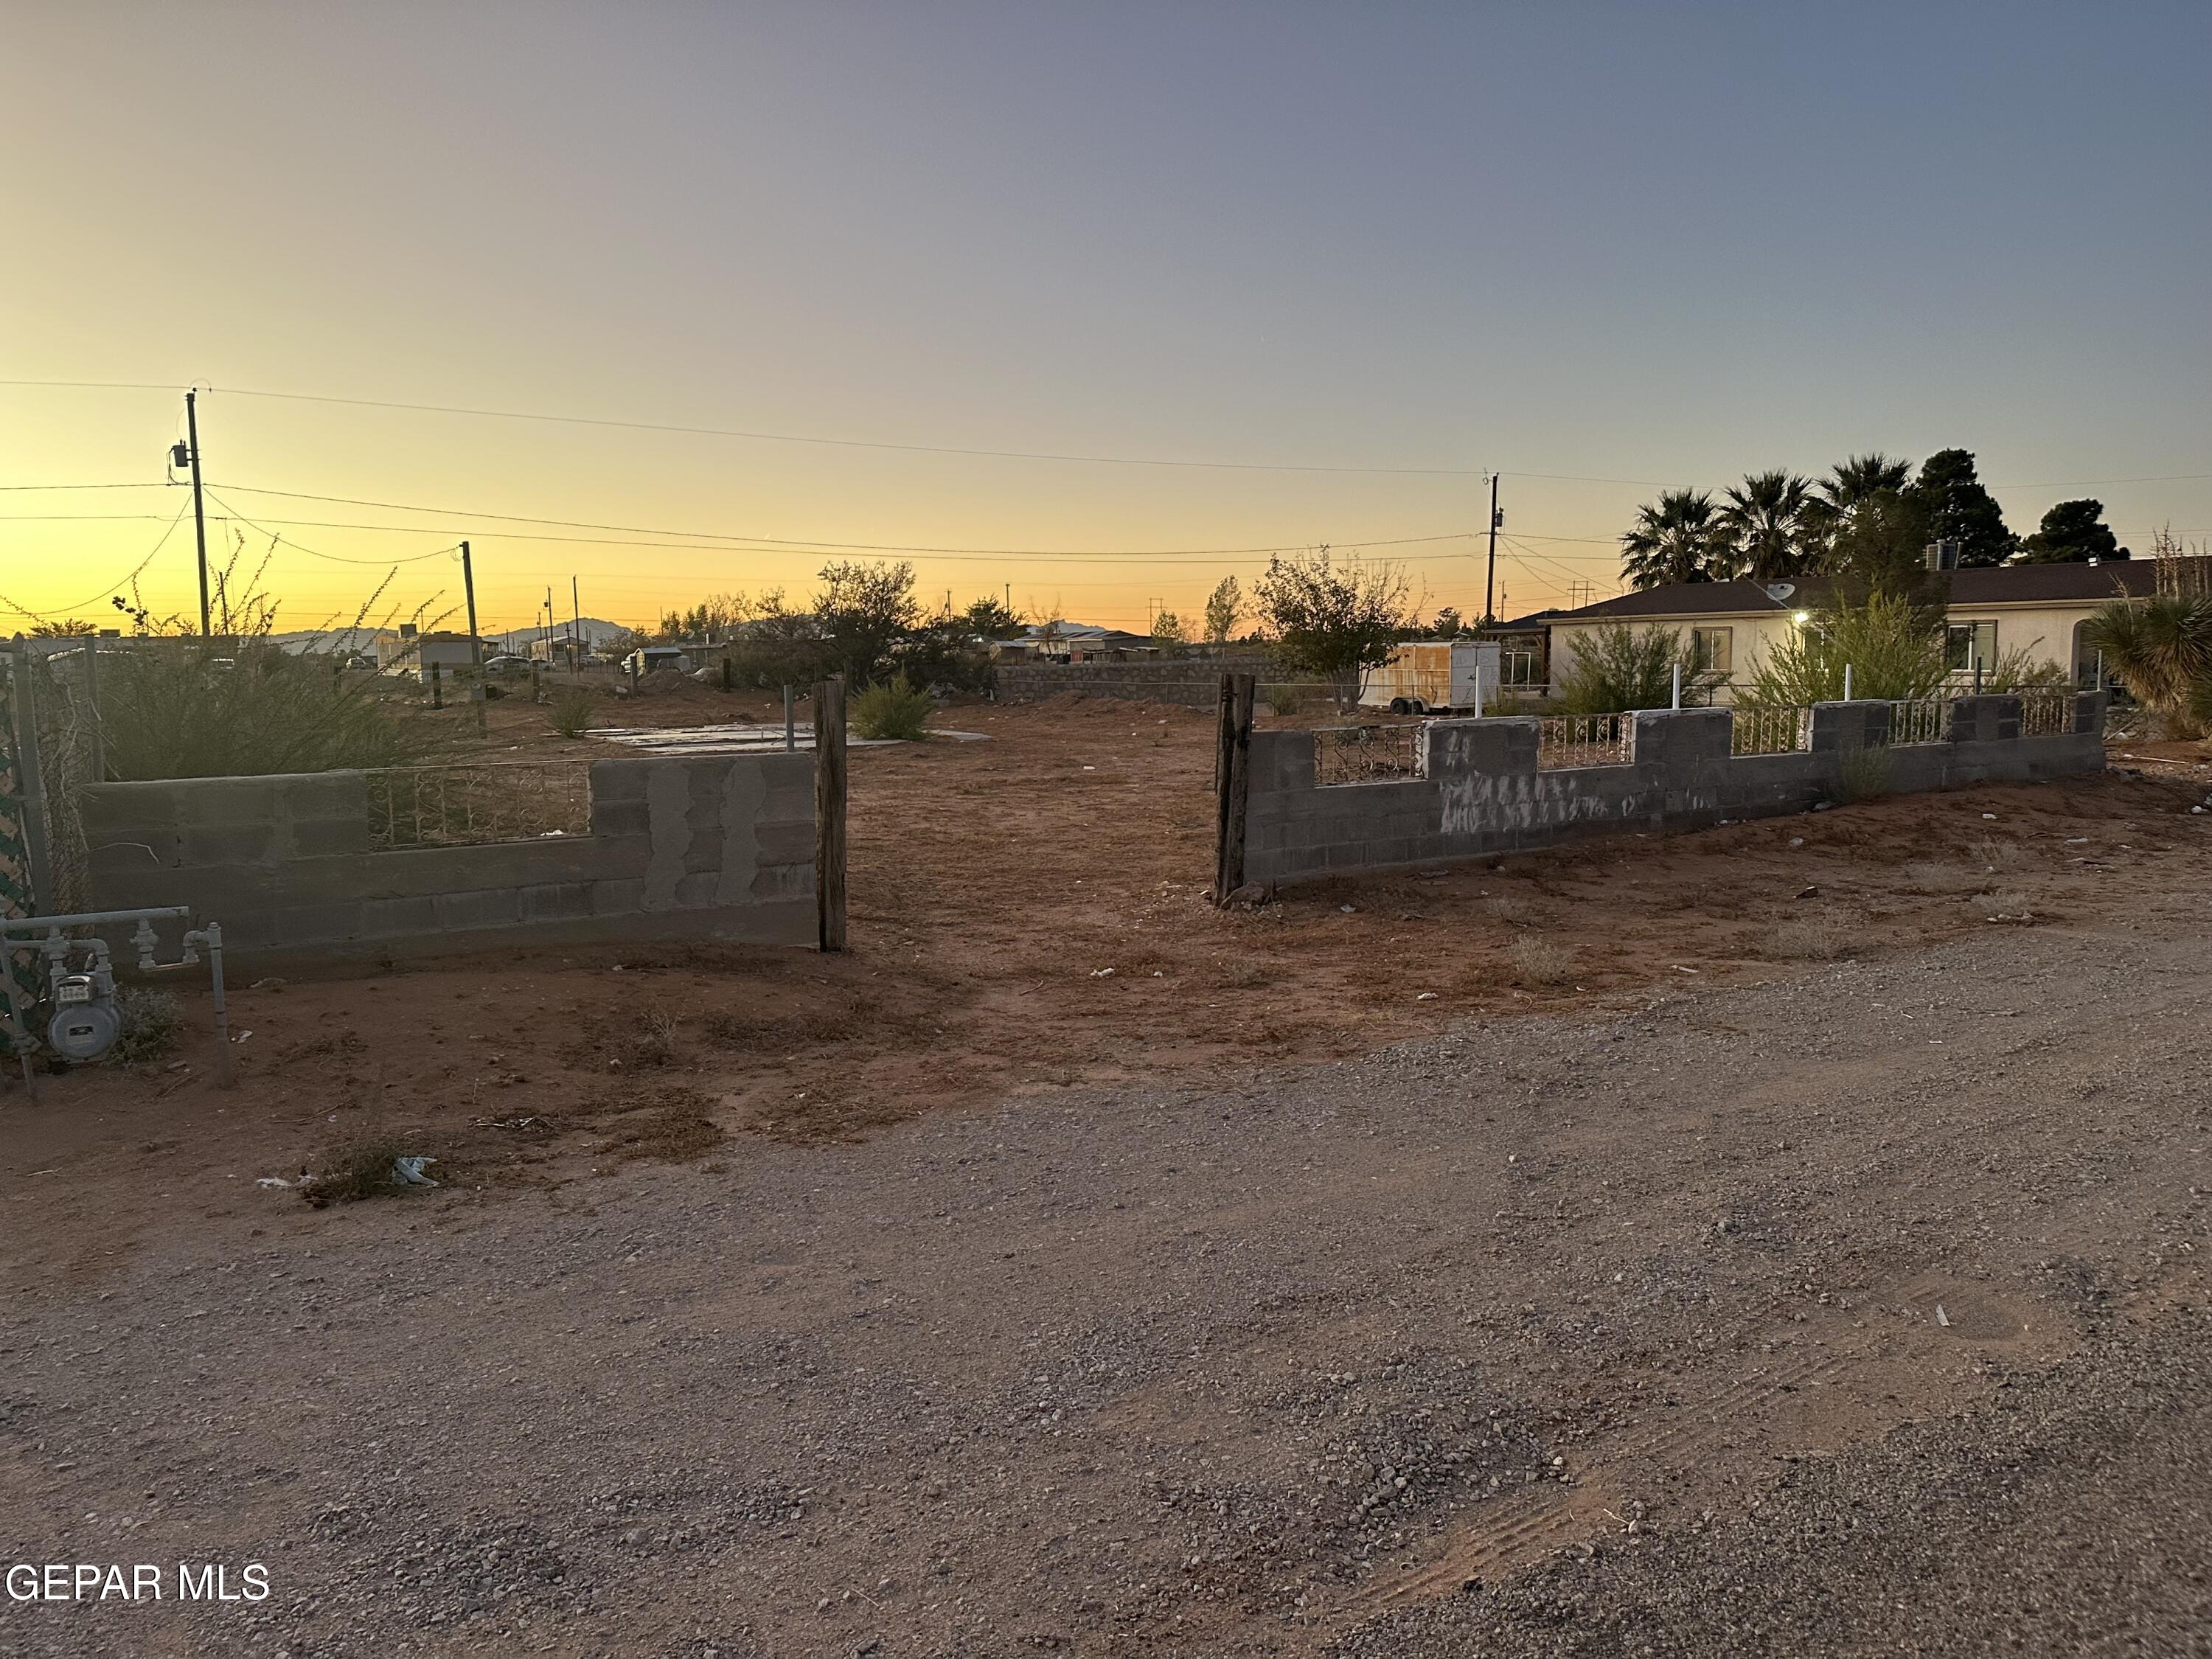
[78,753,816,962]
[996,658,1284,709]
[1242,694,2105,886]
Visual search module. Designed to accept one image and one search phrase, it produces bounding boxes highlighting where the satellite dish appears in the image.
[1764,582,1796,602]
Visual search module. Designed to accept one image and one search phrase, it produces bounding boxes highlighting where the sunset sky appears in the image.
[5,3,2208,636]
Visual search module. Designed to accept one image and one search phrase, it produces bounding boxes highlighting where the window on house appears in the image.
[1690,626,1733,675]
[1945,621,1997,671]
[1501,645,1541,686]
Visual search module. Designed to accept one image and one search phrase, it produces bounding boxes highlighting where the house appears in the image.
[1537,562,2161,700]
[374,627,484,682]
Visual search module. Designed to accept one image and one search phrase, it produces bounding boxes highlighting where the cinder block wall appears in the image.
[77,754,816,961]
[1244,693,2104,886]
[996,659,1281,709]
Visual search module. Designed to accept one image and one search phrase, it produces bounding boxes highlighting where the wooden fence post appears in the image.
[814,677,848,952]
[1213,672,1255,905]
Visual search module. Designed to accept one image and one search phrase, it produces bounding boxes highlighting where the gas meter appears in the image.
[41,939,123,1061]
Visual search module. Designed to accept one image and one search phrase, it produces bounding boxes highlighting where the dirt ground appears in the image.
[2,700,2210,1655]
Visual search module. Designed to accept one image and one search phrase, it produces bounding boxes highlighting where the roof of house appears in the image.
[1551,560,2157,623]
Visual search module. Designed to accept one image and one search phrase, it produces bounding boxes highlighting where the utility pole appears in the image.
[184,391,211,637]
[459,540,485,734]
[571,574,582,668]
[1484,471,1500,627]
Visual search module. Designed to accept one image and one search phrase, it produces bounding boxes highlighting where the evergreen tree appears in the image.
[1906,448,2017,567]
[2019,499,2129,563]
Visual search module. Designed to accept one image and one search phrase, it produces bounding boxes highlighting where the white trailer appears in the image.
[1359,641,1500,715]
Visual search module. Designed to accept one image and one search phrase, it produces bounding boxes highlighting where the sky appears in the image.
[4,1,2208,636]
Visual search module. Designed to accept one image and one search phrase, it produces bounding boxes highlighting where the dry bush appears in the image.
[1217,959,1273,990]
[1506,934,1576,987]
[1767,905,1857,961]
[628,1010,682,1068]
[1486,891,1547,928]
[1968,835,2031,871]
[299,1137,412,1206]
[1978,889,2034,917]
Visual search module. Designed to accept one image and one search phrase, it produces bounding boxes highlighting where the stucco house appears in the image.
[1536,561,2157,700]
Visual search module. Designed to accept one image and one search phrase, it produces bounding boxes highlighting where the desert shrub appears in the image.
[1261,684,1303,717]
[1553,622,1715,715]
[1506,934,1576,986]
[849,677,933,741]
[300,1137,414,1206]
[1486,891,1543,928]
[108,987,184,1064]
[1837,745,1893,803]
[548,685,597,738]
[1742,592,1947,707]
[1981,647,2072,693]
[1968,835,2031,870]
[100,641,449,779]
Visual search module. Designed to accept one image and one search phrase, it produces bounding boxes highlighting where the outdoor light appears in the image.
[1792,610,1811,624]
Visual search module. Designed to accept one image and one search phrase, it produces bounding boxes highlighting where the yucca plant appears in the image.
[2081,594,2212,737]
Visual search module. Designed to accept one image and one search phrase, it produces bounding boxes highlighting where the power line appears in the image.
[0,378,1490,478]
[0,481,177,493]
[199,493,459,566]
[208,483,1477,559]
[0,499,192,620]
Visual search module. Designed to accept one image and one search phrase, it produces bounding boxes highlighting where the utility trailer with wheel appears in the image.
[1358,641,1501,717]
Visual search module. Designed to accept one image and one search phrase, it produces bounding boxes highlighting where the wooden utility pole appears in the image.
[813,677,848,952]
[184,391,211,637]
[1212,672,1256,904]
[1484,471,1500,627]
[571,574,582,671]
[459,540,485,733]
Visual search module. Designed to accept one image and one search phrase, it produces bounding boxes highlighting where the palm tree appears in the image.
[1804,451,1911,538]
[2081,593,2212,736]
[1620,490,1728,590]
[1717,470,1817,580]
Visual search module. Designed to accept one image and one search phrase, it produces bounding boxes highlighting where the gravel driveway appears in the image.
[3,900,2207,1656]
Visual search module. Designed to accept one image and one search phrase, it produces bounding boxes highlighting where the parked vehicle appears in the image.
[481,655,533,674]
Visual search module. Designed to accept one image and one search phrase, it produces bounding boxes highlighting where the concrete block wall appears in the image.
[1244,693,2105,886]
[996,658,1283,709]
[77,753,816,962]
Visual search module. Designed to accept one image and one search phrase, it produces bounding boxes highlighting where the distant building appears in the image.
[375,627,484,682]
[1531,561,2166,701]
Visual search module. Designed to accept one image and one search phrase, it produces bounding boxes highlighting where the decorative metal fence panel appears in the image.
[1882,698,1947,746]
[1730,705,1811,756]
[2018,692,2075,737]
[367,761,593,849]
[1312,724,1423,786]
[1534,714,1631,770]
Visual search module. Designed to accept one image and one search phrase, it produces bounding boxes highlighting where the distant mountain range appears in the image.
[268,617,632,655]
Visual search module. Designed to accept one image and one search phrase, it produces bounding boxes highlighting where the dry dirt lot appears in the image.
[1,700,2209,1656]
